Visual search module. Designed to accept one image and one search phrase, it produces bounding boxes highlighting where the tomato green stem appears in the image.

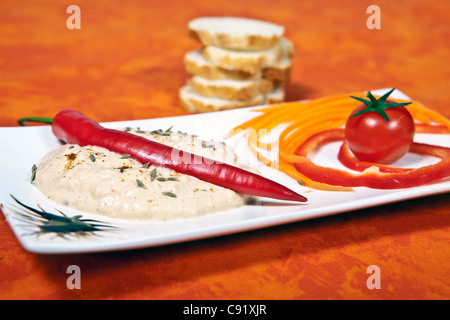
[349,88,412,121]
[18,117,54,126]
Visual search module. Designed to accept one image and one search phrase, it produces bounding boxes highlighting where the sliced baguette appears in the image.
[263,56,292,86]
[185,48,292,85]
[202,38,292,74]
[179,84,264,113]
[184,49,260,80]
[265,86,285,104]
[190,76,274,101]
[188,17,284,50]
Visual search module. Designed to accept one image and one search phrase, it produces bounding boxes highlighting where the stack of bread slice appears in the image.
[179,17,293,113]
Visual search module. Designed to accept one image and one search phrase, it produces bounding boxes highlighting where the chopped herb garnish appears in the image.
[89,154,96,162]
[31,164,37,184]
[150,168,157,181]
[162,192,177,198]
[121,154,131,159]
[162,126,173,136]
[167,177,178,181]
[150,126,173,136]
[157,177,167,182]
[202,141,215,148]
[136,179,146,188]
[142,162,150,168]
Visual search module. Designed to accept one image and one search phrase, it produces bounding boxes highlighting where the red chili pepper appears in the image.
[27,109,306,202]
[294,128,450,189]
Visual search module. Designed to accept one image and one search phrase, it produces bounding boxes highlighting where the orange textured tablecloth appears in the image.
[0,0,449,300]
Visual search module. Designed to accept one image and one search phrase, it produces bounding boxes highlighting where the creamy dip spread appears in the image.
[34,128,253,221]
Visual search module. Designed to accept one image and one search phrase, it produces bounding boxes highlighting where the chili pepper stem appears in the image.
[18,117,54,126]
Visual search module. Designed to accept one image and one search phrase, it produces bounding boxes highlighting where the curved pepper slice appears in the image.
[294,128,450,189]
[414,123,450,134]
[338,142,413,173]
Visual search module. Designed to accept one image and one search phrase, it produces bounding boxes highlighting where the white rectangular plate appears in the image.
[1,89,449,254]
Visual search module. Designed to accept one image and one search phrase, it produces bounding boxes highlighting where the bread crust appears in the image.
[185,49,291,85]
[263,65,291,87]
[190,77,274,101]
[265,86,285,104]
[189,29,283,51]
[188,17,284,50]
[184,50,259,80]
[202,45,283,74]
[179,85,264,113]
[179,85,285,113]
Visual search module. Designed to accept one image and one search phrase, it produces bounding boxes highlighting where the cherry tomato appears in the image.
[345,97,415,164]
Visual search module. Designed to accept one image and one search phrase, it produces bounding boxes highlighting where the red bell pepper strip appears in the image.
[25,109,307,202]
[414,123,450,134]
[294,128,450,189]
[338,142,413,173]
[300,128,411,173]
[338,122,450,173]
